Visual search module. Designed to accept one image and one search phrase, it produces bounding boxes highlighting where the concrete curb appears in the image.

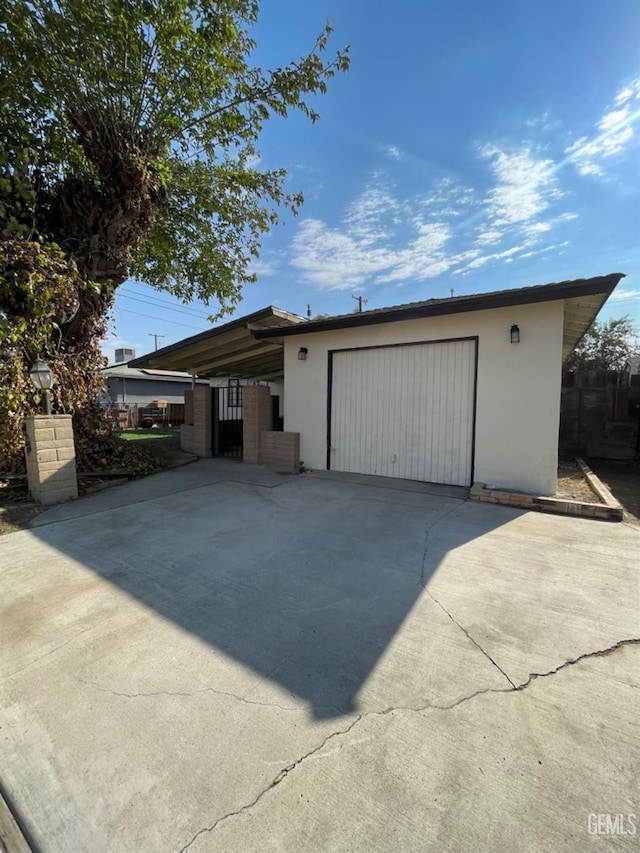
[575,457,623,508]
[470,482,623,522]
[0,787,32,853]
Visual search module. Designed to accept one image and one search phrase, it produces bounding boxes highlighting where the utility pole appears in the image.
[149,333,165,351]
[352,294,368,313]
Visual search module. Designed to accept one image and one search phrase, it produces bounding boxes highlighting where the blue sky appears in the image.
[105,0,640,362]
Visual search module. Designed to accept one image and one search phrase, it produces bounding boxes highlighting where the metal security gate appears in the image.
[328,338,477,486]
[213,385,243,458]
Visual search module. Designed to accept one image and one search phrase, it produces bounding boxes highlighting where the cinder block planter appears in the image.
[23,415,78,505]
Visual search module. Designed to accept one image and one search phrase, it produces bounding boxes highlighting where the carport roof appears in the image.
[128,306,306,379]
[252,273,625,364]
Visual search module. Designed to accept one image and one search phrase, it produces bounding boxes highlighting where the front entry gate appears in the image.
[213,385,243,458]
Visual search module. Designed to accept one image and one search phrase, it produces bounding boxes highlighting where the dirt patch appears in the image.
[0,504,45,535]
[556,460,601,503]
[585,459,640,526]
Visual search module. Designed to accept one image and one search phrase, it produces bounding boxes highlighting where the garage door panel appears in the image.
[329,339,476,486]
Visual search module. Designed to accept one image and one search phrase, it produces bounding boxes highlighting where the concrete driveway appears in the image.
[1,460,638,852]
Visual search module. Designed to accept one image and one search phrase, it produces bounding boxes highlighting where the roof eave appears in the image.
[252,274,625,340]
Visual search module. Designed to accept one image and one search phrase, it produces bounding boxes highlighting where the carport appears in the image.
[129,306,306,466]
[129,305,305,380]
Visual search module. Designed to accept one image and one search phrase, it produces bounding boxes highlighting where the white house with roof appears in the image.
[130,274,624,494]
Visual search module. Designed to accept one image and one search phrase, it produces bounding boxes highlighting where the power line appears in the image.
[148,333,166,350]
[115,307,205,330]
[118,289,213,320]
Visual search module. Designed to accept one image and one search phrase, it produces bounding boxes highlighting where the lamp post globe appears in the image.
[29,361,55,415]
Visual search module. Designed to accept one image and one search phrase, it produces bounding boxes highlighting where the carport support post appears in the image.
[191,385,212,457]
[212,387,220,457]
[23,415,78,505]
[243,385,272,464]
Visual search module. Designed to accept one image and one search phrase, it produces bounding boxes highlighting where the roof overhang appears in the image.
[128,306,306,380]
[253,274,624,365]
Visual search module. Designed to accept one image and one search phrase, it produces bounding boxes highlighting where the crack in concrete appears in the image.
[417,508,516,689]
[418,502,463,589]
[513,637,640,690]
[176,715,362,853]
[424,589,517,688]
[71,674,344,715]
[173,636,639,851]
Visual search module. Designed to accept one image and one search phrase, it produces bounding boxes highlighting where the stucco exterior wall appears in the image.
[283,301,565,495]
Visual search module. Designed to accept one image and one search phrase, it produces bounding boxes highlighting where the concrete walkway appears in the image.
[1,460,638,852]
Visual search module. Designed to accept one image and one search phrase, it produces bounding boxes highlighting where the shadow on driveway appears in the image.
[17,465,514,720]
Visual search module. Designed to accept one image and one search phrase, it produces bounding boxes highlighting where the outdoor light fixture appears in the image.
[510,324,520,344]
[29,360,55,415]
[298,347,308,361]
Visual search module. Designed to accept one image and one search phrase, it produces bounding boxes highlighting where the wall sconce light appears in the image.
[510,324,520,344]
[29,360,55,415]
[298,347,308,361]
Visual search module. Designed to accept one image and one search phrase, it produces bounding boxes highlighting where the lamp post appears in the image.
[29,361,55,415]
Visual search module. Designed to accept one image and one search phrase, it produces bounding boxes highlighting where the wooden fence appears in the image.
[560,370,640,459]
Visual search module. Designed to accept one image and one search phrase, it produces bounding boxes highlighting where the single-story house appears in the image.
[101,364,210,409]
[129,274,624,495]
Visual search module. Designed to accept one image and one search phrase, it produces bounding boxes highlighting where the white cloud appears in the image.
[386,145,402,160]
[481,145,558,227]
[523,221,552,236]
[609,288,640,301]
[249,258,277,277]
[343,185,400,244]
[290,177,472,289]
[598,107,631,132]
[475,229,503,246]
[614,79,640,105]
[463,245,527,271]
[564,77,640,177]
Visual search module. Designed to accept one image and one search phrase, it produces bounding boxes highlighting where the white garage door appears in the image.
[329,339,477,486]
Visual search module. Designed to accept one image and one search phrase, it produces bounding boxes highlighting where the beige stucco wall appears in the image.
[283,300,565,495]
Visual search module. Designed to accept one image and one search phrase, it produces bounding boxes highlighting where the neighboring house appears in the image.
[101,364,208,408]
[625,358,640,376]
[129,274,624,495]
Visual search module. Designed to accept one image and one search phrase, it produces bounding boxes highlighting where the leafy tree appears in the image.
[0,0,348,466]
[566,316,640,371]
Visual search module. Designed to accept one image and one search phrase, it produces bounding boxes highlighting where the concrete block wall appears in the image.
[243,385,272,464]
[184,389,194,425]
[260,431,300,469]
[180,424,195,454]
[23,415,78,505]
[190,385,212,457]
[180,389,195,453]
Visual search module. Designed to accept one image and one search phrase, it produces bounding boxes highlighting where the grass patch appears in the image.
[115,429,178,441]
[0,505,44,535]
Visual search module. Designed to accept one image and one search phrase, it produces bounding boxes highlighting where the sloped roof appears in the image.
[127,275,624,376]
[251,274,624,364]
[128,305,306,379]
[101,365,206,382]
